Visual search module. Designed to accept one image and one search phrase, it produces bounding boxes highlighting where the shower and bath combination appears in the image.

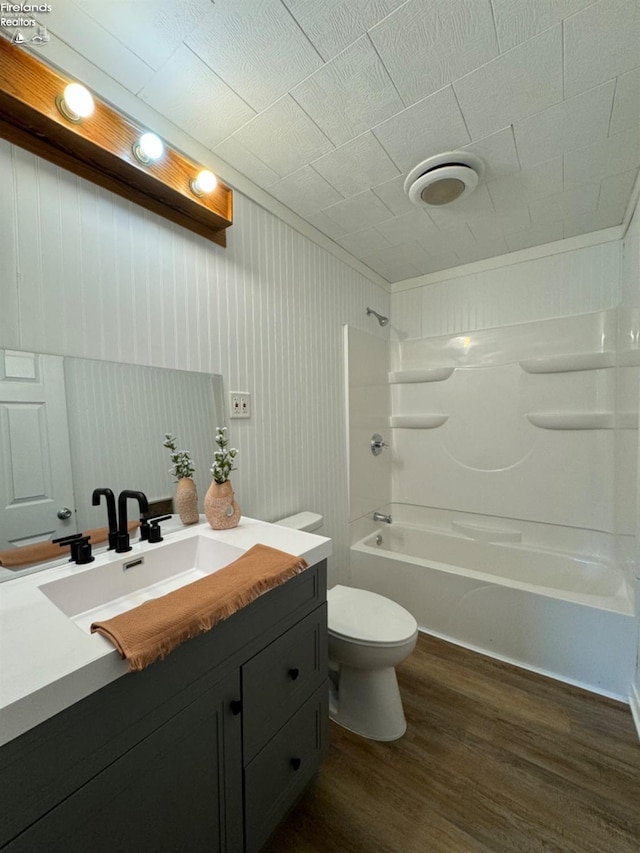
[366,307,388,326]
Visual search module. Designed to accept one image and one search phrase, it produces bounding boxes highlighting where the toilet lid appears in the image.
[327,585,417,644]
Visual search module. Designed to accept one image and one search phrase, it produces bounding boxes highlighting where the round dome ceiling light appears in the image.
[404,152,484,207]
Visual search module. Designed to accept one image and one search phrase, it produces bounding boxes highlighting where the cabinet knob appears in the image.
[230,699,242,715]
[290,757,301,771]
[288,667,300,681]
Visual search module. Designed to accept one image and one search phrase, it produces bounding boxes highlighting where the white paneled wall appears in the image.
[0,140,389,586]
[391,242,621,342]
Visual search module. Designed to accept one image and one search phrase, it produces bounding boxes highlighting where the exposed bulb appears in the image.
[58,83,95,121]
[133,132,164,163]
[191,169,217,196]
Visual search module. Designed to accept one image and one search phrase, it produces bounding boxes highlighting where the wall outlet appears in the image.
[229,391,251,419]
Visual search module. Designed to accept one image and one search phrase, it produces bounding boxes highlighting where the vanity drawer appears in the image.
[243,684,328,853]
[242,604,327,763]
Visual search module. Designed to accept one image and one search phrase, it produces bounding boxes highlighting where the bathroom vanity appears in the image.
[0,520,330,852]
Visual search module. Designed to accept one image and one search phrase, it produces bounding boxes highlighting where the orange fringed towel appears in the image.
[0,521,139,569]
[91,543,308,672]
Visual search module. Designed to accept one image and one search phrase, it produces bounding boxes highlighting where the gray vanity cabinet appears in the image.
[2,672,243,853]
[0,559,328,853]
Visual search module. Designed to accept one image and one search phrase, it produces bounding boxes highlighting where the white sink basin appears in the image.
[38,535,244,634]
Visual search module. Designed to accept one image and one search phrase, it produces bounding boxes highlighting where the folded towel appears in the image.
[91,543,308,671]
[0,521,140,569]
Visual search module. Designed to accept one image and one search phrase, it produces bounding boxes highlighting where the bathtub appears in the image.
[350,523,635,700]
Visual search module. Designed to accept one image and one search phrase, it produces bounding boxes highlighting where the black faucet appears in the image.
[92,488,117,550]
[116,490,150,553]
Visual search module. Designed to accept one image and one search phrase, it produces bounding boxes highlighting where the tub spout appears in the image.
[373,512,392,524]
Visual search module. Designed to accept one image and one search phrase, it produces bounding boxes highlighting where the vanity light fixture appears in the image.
[191,169,217,196]
[55,82,95,122]
[133,131,164,164]
[0,36,232,246]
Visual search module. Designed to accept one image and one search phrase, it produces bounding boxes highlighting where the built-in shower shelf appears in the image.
[526,412,615,430]
[388,368,454,383]
[519,352,615,373]
[389,414,448,429]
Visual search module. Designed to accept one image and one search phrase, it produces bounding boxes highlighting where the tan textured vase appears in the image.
[204,479,241,530]
[175,477,199,525]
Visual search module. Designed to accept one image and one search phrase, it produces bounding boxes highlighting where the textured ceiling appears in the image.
[4,0,640,283]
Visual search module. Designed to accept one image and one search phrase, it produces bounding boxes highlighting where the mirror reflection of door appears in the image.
[0,350,76,550]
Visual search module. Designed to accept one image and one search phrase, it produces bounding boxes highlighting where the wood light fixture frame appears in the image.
[0,36,233,246]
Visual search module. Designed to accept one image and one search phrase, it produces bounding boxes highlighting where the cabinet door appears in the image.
[244,684,329,853]
[3,673,243,853]
[242,605,327,763]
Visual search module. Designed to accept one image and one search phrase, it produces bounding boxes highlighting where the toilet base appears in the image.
[330,663,407,741]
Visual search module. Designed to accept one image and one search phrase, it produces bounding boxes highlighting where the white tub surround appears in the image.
[389,310,622,533]
[351,512,633,700]
[345,327,391,524]
[0,518,331,747]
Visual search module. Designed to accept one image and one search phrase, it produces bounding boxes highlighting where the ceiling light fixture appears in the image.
[133,132,164,164]
[191,169,217,196]
[56,82,95,122]
[404,152,484,207]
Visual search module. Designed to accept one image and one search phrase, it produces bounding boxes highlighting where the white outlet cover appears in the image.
[229,391,251,419]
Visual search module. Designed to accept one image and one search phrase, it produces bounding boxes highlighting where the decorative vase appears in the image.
[175,477,199,525]
[204,479,241,530]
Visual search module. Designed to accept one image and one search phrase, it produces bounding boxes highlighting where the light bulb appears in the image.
[57,83,95,121]
[133,132,164,163]
[191,169,217,196]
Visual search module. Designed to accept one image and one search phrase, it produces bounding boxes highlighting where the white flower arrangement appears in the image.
[163,433,195,480]
[210,426,238,484]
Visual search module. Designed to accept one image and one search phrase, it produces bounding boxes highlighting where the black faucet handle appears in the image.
[148,515,171,543]
[52,533,83,546]
[139,516,151,541]
[74,535,95,565]
[53,533,94,564]
[53,533,82,561]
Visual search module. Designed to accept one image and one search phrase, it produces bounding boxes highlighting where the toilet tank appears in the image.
[275,512,323,533]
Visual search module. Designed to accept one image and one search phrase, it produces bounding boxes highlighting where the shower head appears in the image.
[366,307,389,327]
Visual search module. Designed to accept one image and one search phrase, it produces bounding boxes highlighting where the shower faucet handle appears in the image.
[370,433,389,456]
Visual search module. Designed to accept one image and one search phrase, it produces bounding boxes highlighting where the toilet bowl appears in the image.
[327,585,417,741]
[276,513,418,741]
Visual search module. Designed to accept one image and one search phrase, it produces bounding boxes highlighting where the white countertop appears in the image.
[0,517,331,748]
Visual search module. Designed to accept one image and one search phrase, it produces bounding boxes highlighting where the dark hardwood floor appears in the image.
[265,633,640,852]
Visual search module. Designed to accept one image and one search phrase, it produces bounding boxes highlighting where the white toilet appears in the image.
[276,512,418,741]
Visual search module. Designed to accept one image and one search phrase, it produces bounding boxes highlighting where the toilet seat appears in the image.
[328,585,417,646]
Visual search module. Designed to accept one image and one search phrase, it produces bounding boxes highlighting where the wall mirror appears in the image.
[0,349,224,580]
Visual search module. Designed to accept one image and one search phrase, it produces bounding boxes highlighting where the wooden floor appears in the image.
[265,633,640,853]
